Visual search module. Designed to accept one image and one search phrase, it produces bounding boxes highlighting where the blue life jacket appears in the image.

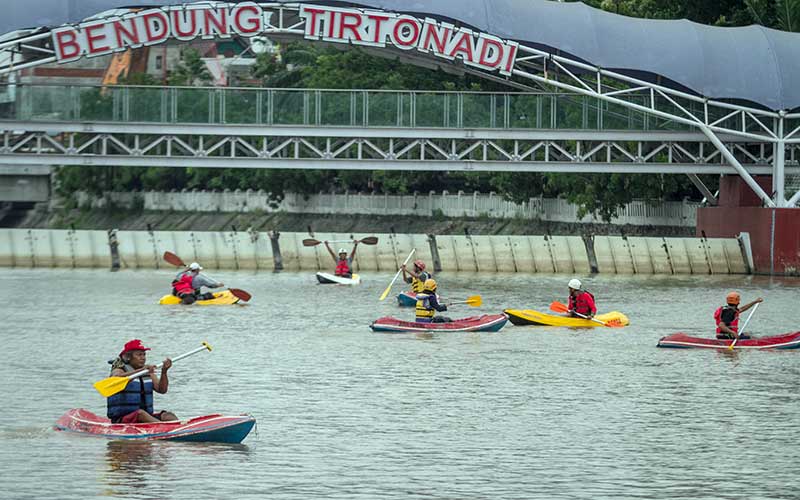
[107,363,153,420]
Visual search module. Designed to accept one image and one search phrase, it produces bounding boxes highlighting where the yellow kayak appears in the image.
[158,290,240,305]
[503,309,630,328]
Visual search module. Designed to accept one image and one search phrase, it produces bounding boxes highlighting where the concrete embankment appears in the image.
[0,228,752,275]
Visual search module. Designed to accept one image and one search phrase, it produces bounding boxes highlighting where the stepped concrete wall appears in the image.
[0,228,751,275]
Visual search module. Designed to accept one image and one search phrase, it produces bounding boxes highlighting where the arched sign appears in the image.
[51,2,518,76]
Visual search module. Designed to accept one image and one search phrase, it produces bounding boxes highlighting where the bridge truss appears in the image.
[0,2,798,206]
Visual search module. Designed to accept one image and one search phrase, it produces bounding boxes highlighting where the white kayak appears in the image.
[316,272,361,285]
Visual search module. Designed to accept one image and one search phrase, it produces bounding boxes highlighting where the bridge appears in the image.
[1,84,798,207]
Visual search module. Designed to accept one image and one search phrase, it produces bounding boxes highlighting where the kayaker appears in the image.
[401,259,432,293]
[107,339,177,424]
[172,262,224,304]
[715,292,763,340]
[567,278,596,318]
[415,279,450,323]
[325,240,359,278]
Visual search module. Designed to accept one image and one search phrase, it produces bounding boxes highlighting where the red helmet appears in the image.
[413,259,426,271]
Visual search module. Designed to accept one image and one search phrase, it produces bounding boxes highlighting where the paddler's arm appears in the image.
[738,297,763,313]
[401,264,416,283]
[324,241,337,262]
[429,294,447,312]
[718,323,739,338]
[350,240,359,260]
[149,359,172,394]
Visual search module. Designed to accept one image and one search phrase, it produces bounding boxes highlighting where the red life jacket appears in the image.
[174,273,194,295]
[568,291,596,316]
[335,258,351,276]
[714,306,739,334]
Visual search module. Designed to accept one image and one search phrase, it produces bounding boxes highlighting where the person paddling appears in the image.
[107,340,177,424]
[715,292,763,340]
[325,240,359,278]
[567,278,596,318]
[415,279,450,323]
[172,262,224,304]
[402,259,432,293]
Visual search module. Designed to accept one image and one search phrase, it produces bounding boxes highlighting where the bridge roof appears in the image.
[5,0,800,111]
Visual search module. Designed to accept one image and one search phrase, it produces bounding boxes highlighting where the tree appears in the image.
[168,48,212,86]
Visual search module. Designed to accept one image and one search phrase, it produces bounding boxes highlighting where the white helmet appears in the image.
[189,262,203,271]
[568,278,581,290]
[338,248,347,255]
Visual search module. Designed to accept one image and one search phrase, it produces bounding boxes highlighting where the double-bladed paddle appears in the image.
[445,295,482,307]
[729,302,760,350]
[302,236,379,247]
[549,301,624,327]
[379,249,416,301]
[94,342,212,397]
[162,252,251,302]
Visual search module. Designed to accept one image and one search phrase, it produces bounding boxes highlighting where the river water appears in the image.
[1,269,799,499]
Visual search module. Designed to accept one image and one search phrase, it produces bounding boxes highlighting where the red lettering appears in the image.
[420,23,449,53]
[204,8,228,37]
[54,29,81,60]
[448,31,474,61]
[303,7,325,37]
[171,9,198,39]
[233,5,261,35]
[368,14,390,44]
[338,12,363,41]
[142,11,169,43]
[327,11,336,38]
[392,18,419,47]
[84,23,110,54]
[113,18,140,47]
[478,37,503,68]
[503,43,518,74]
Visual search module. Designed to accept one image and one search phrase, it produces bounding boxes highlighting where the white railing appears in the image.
[73,190,699,227]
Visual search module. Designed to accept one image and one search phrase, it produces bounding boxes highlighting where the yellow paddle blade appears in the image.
[202,341,213,352]
[465,295,482,307]
[93,376,131,398]
[379,283,393,301]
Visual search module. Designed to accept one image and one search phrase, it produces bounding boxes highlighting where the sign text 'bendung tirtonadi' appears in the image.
[52,2,519,76]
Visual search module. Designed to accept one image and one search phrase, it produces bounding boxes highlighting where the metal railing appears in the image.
[0,84,697,132]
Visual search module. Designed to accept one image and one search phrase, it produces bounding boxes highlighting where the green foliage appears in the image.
[168,48,212,86]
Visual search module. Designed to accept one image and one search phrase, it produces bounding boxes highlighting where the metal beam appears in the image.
[686,173,717,205]
[2,154,795,174]
[699,126,776,207]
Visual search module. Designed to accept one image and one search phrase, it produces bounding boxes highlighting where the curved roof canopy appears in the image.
[5,0,800,111]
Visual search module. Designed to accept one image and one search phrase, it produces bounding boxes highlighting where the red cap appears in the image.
[119,339,151,357]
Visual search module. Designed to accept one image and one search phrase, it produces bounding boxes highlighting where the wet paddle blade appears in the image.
[163,251,185,267]
[229,288,251,302]
[549,301,569,314]
[465,295,482,307]
[94,376,131,398]
[603,319,625,328]
[379,282,394,301]
[302,238,321,247]
[359,236,379,245]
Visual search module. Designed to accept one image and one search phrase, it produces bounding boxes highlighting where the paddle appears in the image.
[94,342,212,398]
[163,252,251,302]
[729,302,760,350]
[446,295,482,307]
[302,236,379,247]
[549,301,624,328]
[379,249,416,301]
[163,251,185,267]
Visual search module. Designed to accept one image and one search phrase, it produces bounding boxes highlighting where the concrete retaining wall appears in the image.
[0,228,751,275]
[73,190,700,227]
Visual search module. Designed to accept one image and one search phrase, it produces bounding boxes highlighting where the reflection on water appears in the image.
[2,269,800,499]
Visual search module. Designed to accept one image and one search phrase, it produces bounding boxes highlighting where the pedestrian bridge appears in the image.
[0,84,795,189]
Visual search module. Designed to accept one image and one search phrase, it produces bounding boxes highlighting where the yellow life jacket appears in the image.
[415,292,435,319]
[410,272,431,293]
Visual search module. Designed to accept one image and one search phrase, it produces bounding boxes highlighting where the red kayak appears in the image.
[370,314,508,333]
[657,332,800,350]
[54,409,255,443]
